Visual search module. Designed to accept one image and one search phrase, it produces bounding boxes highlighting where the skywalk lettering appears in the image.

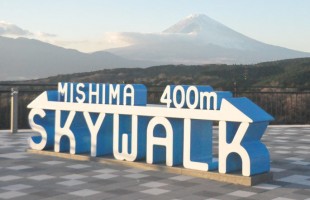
[28,82,273,176]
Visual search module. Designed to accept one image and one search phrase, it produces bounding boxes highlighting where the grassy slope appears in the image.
[7,57,310,91]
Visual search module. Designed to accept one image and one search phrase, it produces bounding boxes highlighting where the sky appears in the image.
[1,0,310,53]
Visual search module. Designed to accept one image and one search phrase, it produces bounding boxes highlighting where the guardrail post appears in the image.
[10,88,18,133]
[233,81,237,97]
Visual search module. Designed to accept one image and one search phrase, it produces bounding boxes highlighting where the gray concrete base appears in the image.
[27,149,272,186]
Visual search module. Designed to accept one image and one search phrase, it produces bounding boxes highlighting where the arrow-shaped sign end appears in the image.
[27,91,49,109]
[221,97,274,123]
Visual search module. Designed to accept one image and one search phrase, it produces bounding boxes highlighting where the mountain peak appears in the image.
[108,14,310,64]
[163,14,223,34]
[185,14,212,21]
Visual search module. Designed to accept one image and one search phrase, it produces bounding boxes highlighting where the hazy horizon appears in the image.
[1,0,310,53]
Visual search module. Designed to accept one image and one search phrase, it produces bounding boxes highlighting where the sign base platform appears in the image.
[27,149,273,186]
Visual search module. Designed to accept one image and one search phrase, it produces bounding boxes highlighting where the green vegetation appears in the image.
[14,57,310,91]
[0,57,309,129]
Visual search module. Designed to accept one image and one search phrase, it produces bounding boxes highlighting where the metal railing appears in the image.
[0,83,309,130]
[0,83,57,131]
[236,91,310,124]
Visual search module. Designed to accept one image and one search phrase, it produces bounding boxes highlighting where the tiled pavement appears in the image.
[0,126,309,200]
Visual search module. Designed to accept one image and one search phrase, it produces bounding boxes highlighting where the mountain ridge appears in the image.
[0,36,157,80]
[107,14,310,64]
[10,57,309,90]
[1,14,310,81]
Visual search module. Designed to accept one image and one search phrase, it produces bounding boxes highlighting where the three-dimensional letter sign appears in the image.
[28,83,273,176]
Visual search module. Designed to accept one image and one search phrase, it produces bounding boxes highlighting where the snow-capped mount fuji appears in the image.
[163,14,262,50]
[107,14,310,64]
[163,14,222,34]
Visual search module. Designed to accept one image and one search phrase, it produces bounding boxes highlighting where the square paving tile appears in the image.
[141,188,170,195]
[272,197,296,200]
[278,175,310,186]
[0,152,28,159]
[253,183,281,190]
[1,184,33,191]
[28,174,55,181]
[41,161,64,165]
[66,164,90,169]
[0,191,27,199]
[93,173,119,179]
[0,175,22,181]
[57,179,86,186]
[106,188,134,195]
[169,175,194,181]
[61,174,88,179]
[194,190,222,198]
[228,190,256,197]
[6,165,32,170]
[124,168,146,173]
[285,157,304,161]
[271,167,286,172]
[140,181,168,188]
[69,189,100,197]
[93,168,119,174]
[124,173,149,179]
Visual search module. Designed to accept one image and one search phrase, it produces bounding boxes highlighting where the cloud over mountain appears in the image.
[0,21,122,52]
[1,14,310,81]
[0,36,156,81]
[106,14,310,64]
[106,32,196,46]
[0,21,57,39]
[105,14,262,50]
[0,21,32,36]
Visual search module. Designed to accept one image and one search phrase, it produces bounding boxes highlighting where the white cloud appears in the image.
[53,39,103,52]
[0,21,198,53]
[0,21,123,52]
[0,21,57,40]
[104,32,197,46]
[48,32,199,53]
[0,21,32,36]
[36,31,57,38]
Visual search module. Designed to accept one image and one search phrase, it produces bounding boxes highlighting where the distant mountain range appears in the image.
[0,36,156,80]
[1,14,310,81]
[107,14,310,64]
